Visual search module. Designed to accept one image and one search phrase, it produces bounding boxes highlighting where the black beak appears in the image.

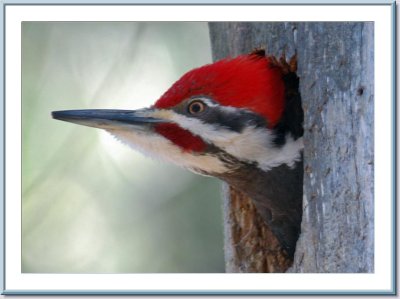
[52,109,166,130]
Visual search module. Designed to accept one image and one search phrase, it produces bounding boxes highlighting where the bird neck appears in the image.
[218,161,303,216]
[217,159,303,257]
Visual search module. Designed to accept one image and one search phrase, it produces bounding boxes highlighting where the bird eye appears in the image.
[188,100,206,115]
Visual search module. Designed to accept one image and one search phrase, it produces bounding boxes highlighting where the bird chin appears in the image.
[105,129,230,175]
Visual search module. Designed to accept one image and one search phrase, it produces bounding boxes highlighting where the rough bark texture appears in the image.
[222,184,292,272]
[210,22,374,273]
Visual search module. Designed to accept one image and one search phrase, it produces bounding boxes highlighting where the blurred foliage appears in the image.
[22,22,225,273]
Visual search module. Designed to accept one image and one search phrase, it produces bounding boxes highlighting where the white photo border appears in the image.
[1,1,396,295]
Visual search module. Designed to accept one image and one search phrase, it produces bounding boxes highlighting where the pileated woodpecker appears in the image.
[52,49,303,259]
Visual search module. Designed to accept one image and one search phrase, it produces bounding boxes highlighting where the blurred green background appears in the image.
[22,22,225,273]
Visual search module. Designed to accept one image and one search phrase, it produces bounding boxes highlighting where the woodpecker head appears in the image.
[52,51,303,177]
[52,50,304,258]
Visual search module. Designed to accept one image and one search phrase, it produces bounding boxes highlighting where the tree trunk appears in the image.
[209,22,374,273]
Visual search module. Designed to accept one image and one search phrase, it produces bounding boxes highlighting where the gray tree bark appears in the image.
[209,22,374,273]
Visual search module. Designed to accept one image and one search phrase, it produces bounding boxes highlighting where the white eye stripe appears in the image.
[190,97,219,108]
[190,98,249,115]
[203,99,219,107]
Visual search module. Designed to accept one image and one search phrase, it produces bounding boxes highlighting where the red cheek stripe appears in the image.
[154,123,207,153]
